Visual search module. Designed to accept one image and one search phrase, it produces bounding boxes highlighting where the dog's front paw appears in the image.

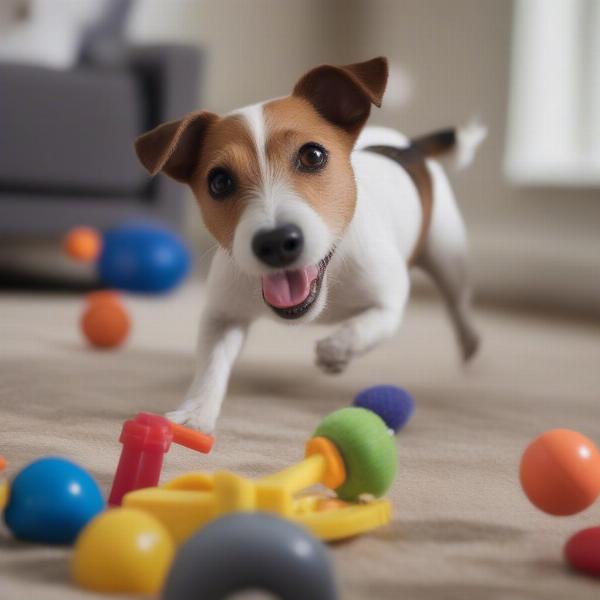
[315,334,353,374]
[166,403,218,434]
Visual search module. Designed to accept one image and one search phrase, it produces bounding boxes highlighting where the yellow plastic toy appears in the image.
[124,406,397,543]
[72,508,175,595]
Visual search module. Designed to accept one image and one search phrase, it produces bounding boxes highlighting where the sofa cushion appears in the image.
[0,63,148,196]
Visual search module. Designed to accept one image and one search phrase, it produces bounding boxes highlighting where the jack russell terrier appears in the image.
[135,57,485,432]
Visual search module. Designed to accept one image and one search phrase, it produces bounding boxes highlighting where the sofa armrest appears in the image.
[126,44,203,129]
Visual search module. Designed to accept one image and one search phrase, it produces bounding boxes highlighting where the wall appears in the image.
[129,0,351,112]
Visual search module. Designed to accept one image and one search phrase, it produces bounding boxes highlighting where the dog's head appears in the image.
[135,57,388,321]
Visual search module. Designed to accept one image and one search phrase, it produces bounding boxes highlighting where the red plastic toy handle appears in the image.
[108,413,214,506]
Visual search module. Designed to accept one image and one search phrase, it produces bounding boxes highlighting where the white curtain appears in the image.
[505,0,600,186]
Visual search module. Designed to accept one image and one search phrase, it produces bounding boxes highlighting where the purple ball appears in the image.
[353,385,415,433]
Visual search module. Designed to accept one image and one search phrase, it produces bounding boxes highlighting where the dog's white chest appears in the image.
[314,149,423,324]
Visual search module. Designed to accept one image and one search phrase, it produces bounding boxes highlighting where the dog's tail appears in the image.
[410,122,486,170]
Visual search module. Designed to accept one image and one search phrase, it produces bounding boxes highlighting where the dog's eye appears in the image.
[297,143,328,172]
[207,168,236,199]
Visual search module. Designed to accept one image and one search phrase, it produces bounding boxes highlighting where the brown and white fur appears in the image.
[135,57,485,432]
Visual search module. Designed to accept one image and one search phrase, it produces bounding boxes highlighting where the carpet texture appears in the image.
[1,281,600,599]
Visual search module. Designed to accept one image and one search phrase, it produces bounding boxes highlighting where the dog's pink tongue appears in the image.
[262,265,319,308]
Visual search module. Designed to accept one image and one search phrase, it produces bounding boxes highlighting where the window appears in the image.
[505,0,600,186]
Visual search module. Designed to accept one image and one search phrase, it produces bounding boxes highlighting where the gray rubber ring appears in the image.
[163,513,339,600]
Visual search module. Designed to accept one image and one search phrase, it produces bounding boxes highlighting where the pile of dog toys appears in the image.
[1,385,414,598]
[520,428,600,576]
[5,392,600,592]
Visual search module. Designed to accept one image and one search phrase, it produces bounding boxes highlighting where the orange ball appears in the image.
[64,227,102,262]
[520,429,600,516]
[86,291,121,306]
[81,297,130,349]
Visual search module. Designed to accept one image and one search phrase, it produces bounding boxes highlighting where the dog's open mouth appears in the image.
[261,250,334,319]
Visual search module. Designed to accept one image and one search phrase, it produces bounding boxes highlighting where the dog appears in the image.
[135,57,485,433]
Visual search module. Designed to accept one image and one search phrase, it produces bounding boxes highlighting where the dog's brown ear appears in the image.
[293,57,388,133]
[135,111,219,183]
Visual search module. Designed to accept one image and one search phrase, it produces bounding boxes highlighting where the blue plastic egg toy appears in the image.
[4,457,105,545]
[98,222,191,294]
[353,385,415,433]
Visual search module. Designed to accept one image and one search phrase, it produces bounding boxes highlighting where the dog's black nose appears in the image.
[252,224,304,268]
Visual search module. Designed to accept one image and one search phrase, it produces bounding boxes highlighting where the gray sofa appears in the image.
[0,38,202,237]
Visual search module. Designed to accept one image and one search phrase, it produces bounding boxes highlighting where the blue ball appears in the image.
[353,385,415,433]
[4,457,105,545]
[98,222,191,294]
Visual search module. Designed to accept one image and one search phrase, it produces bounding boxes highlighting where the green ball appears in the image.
[313,407,397,501]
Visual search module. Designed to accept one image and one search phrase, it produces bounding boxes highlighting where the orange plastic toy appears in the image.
[520,429,600,516]
[64,227,102,262]
[170,422,214,454]
[81,293,130,349]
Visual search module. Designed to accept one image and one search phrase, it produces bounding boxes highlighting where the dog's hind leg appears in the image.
[417,161,481,361]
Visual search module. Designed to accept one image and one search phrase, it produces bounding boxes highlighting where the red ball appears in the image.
[565,527,600,576]
[520,429,600,516]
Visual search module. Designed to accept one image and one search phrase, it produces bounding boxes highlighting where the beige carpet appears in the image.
[1,280,600,599]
